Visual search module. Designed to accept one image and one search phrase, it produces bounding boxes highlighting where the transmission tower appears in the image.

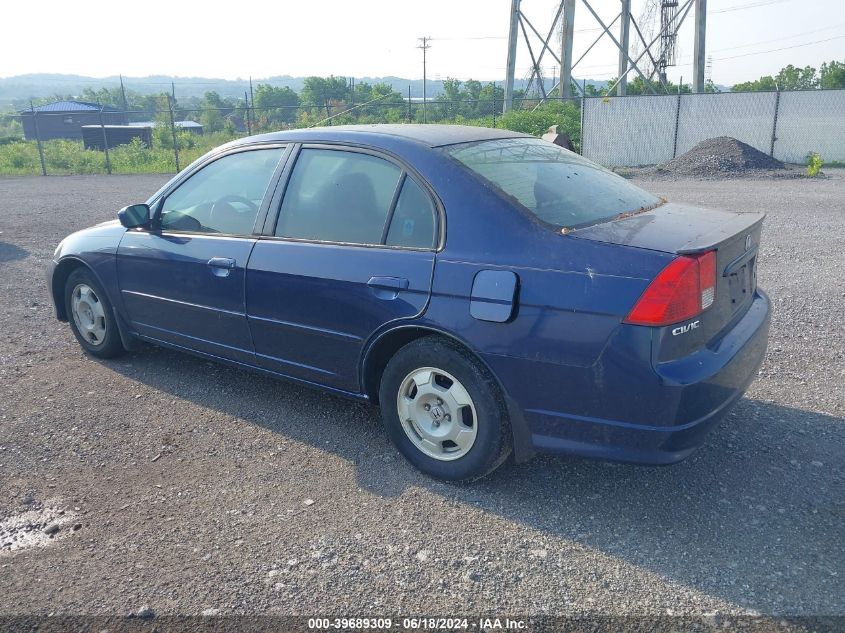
[657,1,679,85]
[503,0,708,112]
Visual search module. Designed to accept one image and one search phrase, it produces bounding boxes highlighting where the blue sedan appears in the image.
[48,125,770,480]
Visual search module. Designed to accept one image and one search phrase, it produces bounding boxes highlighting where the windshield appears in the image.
[444,137,661,229]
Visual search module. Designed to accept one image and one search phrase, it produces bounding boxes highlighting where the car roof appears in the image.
[237,124,532,149]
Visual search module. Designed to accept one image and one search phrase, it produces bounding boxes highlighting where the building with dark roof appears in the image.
[19,100,126,141]
[128,120,204,134]
[81,125,153,151]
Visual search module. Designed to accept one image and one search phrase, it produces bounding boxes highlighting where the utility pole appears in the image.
[560,0,576,99]
[119,74,129,118]
[503,0,521,112]
[693,0,707,93]
[417,37,431,123]
[249,76,255,126]
[617,0,631,96]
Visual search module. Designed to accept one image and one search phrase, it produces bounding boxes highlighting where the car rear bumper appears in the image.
[520,290,771,464]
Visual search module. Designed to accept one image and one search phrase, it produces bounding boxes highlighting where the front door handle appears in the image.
[208,257,236,278]
[367,276,409,300]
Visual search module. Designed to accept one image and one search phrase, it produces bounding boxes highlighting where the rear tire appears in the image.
[379,337,511,481]
[64,268,125,359]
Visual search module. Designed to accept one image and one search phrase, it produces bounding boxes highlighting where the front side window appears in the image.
[276,148,405,245]
[160,148,284,235]
[444,137,661,230]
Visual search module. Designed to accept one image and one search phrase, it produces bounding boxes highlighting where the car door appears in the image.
[117,145,288,364]
[246,144,440,392]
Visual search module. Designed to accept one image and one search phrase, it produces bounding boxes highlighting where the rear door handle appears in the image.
[208,257,236,277]
[367,276,409,300]
[367,276,409,291]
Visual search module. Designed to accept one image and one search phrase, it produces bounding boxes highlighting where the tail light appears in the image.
[624,250,717,326]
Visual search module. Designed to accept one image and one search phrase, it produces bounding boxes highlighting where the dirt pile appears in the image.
[659,136,784,176]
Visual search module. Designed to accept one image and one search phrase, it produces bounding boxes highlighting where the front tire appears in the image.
[379,337,511,481]
[64,268,124,359]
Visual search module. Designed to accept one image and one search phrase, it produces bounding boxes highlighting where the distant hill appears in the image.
[0,73,610,108]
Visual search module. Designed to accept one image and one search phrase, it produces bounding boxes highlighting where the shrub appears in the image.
[496,101,581,149]
[806,151,823,177]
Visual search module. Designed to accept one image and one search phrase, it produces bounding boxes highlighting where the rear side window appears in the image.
[276,149,401,244]
[444,137,660,230]
[386,178,436,249]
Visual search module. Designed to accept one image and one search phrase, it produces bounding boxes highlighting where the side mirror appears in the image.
[118,203,151,229]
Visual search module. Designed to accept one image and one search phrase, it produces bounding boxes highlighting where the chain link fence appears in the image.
[2,87,843,175]
[1,94,572,176]
[581,88,845,167]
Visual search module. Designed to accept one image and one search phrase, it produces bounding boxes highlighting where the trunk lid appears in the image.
[570,202,765,361]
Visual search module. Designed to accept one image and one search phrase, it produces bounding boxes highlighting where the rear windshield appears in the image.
[444,137,660,230]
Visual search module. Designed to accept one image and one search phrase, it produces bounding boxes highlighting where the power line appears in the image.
[712,34,845,60]
[711,0,793,14]
[430,25,605,42]
[708,23,845,53]
[669,24,845,63]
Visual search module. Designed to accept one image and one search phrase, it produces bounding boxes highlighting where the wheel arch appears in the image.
[51,257,91,321]
[52,257,137,351]
[360,324,536,463]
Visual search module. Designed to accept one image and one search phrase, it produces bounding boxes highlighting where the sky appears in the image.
[1,0,844,87]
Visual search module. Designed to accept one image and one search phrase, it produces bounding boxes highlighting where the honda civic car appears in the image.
[48,125,770,481]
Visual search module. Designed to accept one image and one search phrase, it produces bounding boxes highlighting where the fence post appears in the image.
[244,91,252,135]
[97,102,112,175]
[167,95,180,173]
[579,81,586,155]
[30,101,47,176]
[249,76,255,132]
[770,89,781,157]
[492,81,497,127]
[408,86,412,123]
[672,81,682,158]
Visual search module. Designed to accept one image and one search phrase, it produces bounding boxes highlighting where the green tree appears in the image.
[152,93,177,149]
[253,84,300,127]
[79,86,127,108]
[775,64,817,90]
[819,60,845,89]
[731,62,837,92]
[477,82,504,117]
[732,75,777,92]
[197,91,226,133]
[300,76,348,115]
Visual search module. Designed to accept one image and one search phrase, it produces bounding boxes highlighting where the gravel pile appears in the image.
[658,137,785,176]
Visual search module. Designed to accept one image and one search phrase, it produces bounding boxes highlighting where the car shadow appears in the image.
[105,343,843,615]
[0,241,29,263]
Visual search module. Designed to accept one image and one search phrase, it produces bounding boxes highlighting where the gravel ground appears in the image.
[0,173,842,618]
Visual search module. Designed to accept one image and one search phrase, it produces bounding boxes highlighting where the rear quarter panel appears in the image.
[400,154,681,428]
